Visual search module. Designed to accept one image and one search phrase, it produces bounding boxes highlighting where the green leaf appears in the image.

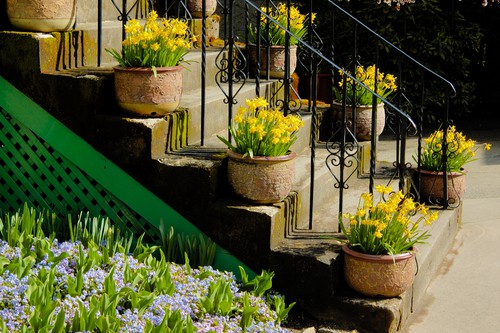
[0,256,10,275]
[216,135,236,151]
[51,309,66,333]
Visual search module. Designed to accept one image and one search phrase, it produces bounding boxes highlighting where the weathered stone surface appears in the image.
[191,16,220,44]
[318,328,359,333]
[270,241,342,312]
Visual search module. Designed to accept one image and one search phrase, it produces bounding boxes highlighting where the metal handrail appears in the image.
[327,0,456,98]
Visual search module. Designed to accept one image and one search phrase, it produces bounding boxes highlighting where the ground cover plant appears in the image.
[0,205,294,332]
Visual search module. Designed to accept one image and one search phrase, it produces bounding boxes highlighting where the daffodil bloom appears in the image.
[218,97,304,157]
[234,114,244,123]
[376,185,392,195]
[106,11,196,69]
[356,209,366,217]
[249,4,315,46]
[339,186,438,256]
[150,42,160,51]
[417,125,492,172]
[335,64,398,105]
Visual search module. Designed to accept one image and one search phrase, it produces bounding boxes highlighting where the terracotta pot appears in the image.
[248,45,298,79]
[113,66,183,117]
[333,101,386,141]
[342,244,417,297]
[7,0,76,32]
[419,169,466,203]
[227,150,297,204]
[187,0,217,18]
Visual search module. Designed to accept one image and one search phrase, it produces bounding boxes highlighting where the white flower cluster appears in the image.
[378,0,415,10]
[480,0,500,6]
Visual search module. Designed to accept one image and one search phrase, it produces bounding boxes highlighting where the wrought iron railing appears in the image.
[96,0,460,236]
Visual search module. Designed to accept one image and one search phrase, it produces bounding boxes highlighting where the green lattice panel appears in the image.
[0,108,161,243]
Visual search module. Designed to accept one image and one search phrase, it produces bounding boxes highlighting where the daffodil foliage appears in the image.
[340,185,439,256]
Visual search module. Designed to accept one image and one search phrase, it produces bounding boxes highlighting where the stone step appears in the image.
[181,48,227,93]
[0,30,94,74]
[76,0,222,67]
[129,144,360,271]
[90,79,293,161]
[180,81,282,145]
[0,29,283,152]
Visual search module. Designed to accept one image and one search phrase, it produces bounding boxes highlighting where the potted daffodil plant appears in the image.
[414,125,491,203]
[106,10,195,117]
[248,3,315,78]
[340,185,439,297]
[218,97,304,204]
[333,64,398,140]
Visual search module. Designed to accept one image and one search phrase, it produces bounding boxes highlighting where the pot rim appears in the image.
[227,149,297,162]
[342,244,415,262]
[332,100,385,108]
[113,65,183,73]
[247,43,299,50]
[417,168,467,176]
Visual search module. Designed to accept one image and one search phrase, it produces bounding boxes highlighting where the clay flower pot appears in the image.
[248,45,298,79]
[419,169,466,204]
[187,0,217,18]
[333,101,386,141]
[113,66,183,117]
[227,150,297,204]
[342,244,417,297]
[7,0,76,32]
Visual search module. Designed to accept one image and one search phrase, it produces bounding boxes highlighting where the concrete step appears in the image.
[180,81,279,145]
[146,144,361,269]
[86,135,361,271]
[0,30,95,74]
[181,48,227,93]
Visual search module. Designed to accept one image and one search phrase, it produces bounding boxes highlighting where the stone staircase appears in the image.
[0,6,461,333]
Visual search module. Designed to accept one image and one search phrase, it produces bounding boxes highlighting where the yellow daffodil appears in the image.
[418,126,492,172]
[250,4,314,46]
[340,186,438,256]
[336,64,398,105]
[218,97,304,157]
[106,11,196,69]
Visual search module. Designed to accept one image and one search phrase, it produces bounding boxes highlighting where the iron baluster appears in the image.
[201,0,207,146]
[98,0,102,66]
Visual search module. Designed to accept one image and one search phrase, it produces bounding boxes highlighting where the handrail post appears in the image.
[122,0,128,42]
[442,87,452,208]
[200,0,207,146]
[98,0,102,66]
[227,0,234,141]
